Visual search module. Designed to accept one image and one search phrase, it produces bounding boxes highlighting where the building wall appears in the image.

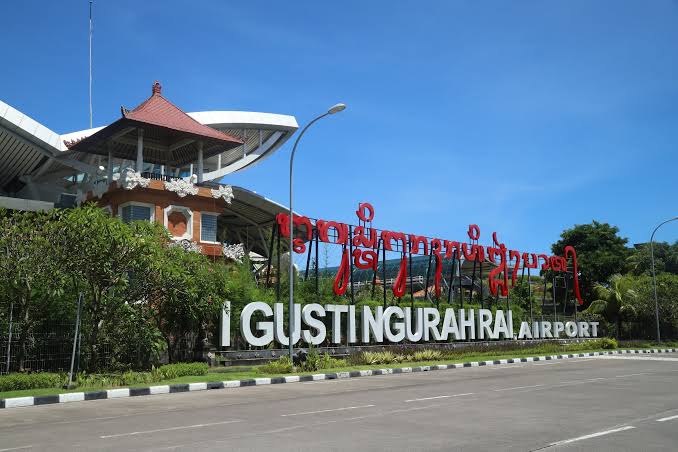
[92,180,226,257]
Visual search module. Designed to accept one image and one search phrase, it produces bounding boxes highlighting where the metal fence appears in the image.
[0,320,113,375]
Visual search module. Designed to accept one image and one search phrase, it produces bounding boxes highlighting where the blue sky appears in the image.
[2,1,677,255]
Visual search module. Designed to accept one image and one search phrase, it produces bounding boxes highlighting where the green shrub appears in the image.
[350,351,406,365]
[155,362,209,380]
[591,338,618,349]
[0,372,65,392]
[319,353,346,370]
[301,348,322,372]
[411,349,443,362]
[258,356,293,374]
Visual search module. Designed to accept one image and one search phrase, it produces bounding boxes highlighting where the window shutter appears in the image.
[201,214,218,242]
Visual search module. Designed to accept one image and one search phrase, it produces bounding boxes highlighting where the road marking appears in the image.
[548,426,635,446]
[280,404,375,417]
[404,392,473,403]
[0,446,33,452]
[533,362,563,366]
[615,373,647,378]
[657,414,678,422]
[494,384,544,392]
[99,419,242,439]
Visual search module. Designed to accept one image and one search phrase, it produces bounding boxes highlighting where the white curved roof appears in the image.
[0,100,298,193]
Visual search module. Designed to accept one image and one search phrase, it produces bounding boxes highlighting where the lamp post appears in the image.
[650,216,678,342]
[288,103,346,362]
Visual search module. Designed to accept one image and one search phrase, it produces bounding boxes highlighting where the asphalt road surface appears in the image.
[2,354,678,451]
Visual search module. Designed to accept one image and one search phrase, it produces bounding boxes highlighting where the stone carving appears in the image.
[164,178,199,197]
[223,243,245,262]
[211,184,234,204]
[170,239,202,253]
[119,168,150,190]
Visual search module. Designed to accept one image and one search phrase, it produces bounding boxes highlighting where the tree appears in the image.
[56,205,160,370]
[585,274,637,338]
[627,241,678,276]
[0,209,66,370]
[551,221,630,304]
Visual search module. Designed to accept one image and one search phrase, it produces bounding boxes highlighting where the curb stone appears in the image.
[1,348,675,409]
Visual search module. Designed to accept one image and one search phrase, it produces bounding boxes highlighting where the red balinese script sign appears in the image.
[276,203,583,305]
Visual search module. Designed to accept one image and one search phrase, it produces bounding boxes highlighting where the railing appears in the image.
[140,172,183,183]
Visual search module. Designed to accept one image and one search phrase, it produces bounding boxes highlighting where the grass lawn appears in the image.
[2,341,676,400]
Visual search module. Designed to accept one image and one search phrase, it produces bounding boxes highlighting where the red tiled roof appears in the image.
[122,81,242,145]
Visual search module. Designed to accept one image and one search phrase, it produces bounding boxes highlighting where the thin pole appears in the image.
[88,1,93,128]
[67,293,83,388]
[372,238,381,299]
[382,244,387,308]
[448,251,457,305]
[424,251,432,303]
[288,110,338,362]
[276,229,281,303]
[265,225,276,288]
[408,238,414,306]
[552,274,557,324]
[650,216,678,343]
[541,276,546,324]
[479,260,484,309]
[527,267,533,325]
[349,226,355,304]
[314,229,319,297]
[5,302,13,373]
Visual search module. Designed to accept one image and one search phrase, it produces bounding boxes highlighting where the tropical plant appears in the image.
[585,274,638,338]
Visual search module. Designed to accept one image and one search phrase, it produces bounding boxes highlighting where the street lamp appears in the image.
[650,216,678,342]
[288,103,346,361]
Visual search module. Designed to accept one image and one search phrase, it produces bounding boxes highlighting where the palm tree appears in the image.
[585,274,638,338]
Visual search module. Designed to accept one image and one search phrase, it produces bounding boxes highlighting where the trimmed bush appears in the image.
[591,338,618,349]
[259,356,293,374]
[0,372,65,392]
[411,349,443,362]
[155,362,209,380]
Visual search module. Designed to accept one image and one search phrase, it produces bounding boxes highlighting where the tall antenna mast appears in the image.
[89,1,93,128]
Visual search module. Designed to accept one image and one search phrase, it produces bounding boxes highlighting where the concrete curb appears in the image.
[1,348,675,409]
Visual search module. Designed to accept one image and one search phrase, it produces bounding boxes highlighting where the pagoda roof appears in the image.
[65,82,243,167]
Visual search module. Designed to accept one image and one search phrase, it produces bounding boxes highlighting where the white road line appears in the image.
[280,404,375,417]
[615,373,647,378]
[657,414,678,422]
[548,426,635,446]
[405,392,473,403]
[533,362,563,366]
[99,420,242,439]
[493,384,544,392]
[0,446,33,452]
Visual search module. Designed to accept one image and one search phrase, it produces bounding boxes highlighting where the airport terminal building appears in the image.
[0,81,298,258]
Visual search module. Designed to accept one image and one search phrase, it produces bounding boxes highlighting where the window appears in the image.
[120,203,153,223]
[201,213,218,243]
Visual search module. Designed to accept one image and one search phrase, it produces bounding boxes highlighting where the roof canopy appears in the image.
[66,82,243,167]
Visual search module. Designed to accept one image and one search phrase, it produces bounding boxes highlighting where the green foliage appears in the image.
[0,372,65,392]
[155,362,209,380]
[551,221,630,304]
[627,241,678,276]
[589,338,618,349]
[411,349,443,361]
[584,274,638,338]
[258,356,293,374]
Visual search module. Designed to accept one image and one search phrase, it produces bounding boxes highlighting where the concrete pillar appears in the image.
[136,129,144,172]
[197,141,204,183]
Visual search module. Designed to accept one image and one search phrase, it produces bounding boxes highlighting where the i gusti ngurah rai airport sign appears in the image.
[222,203,597,348]
[225,303,598,347]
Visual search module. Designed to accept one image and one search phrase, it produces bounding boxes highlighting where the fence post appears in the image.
[67,293,83,389]
[4,302,13,373]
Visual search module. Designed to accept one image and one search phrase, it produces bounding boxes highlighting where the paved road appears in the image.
[2,354,678,451]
